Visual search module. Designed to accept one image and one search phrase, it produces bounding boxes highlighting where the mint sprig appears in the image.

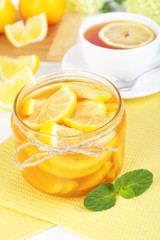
[84,183,116,211]
[84,169,153,212]
[114,169,153,199]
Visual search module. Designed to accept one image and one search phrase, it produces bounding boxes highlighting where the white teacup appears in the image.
[79,12,160,89]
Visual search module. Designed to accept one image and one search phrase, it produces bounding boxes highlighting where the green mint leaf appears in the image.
[102,2,111,13]
[114,0,123,5]
[114,169,153,199]
[119,187,135,199]
[84,183,116,211]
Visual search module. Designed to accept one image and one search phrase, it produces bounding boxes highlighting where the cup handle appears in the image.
[148,47,160,70]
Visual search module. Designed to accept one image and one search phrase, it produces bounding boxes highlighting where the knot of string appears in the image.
[12,112,118,170]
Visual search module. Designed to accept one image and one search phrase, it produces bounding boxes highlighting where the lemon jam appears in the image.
[11,71,126,197]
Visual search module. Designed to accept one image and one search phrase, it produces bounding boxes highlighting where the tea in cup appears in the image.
[79,12,160,89]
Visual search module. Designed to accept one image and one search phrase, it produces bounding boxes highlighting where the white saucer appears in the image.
[62,44,160,99]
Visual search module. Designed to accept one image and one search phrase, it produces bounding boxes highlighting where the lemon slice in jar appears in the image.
[23,86,77,130]
[63,99,109,132]
[63,116,109,132]
[64,83,112,102]
[39,121,83,146]
[71,100,107,118]
[98,21,155,49]
[21,98,46,116]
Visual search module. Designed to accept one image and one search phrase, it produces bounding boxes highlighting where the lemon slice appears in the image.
[98,21,155,49]
[106,103,118,111]
[17,55,40,74]
[0,67,34,110]
[71,100,106,118]
[37,128,117,179]
[106,103,119,118]
[60,181,78,195]
[24,86,77,129]
[21,98,46,116]
[0,55,39,82]
[64,83,111,102]
[63,116,109,132]
[0,82,16,110]
[5,13,48,47]
[39,121,83,146]
[12,66,34,86]
[0,56,20,82]
[26,13,48,41]
[78,161,113,191]
[63,99,108,132]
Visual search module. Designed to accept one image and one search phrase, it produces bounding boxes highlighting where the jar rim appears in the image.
[13,70,123,139]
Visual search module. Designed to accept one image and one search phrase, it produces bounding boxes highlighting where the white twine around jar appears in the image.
[12,110,122,170]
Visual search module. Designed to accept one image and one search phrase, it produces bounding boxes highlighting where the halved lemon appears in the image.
[39,121,83,146]
[17,55,40,74]
[63,116,109,132]
[71,100,106,118]
[24,86,77,129]
[0,67,34,110]
[98,21,155,49]
[5,13,48,47]
[0,55,39,82]
[64,83,111,102]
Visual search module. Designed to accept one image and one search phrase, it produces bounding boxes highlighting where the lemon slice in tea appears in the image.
[98,21,155,49]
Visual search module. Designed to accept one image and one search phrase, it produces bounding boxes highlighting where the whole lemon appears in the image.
[19,0,66,25]
[0,0,17,34]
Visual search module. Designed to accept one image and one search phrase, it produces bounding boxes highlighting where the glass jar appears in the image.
[11,71,126,197]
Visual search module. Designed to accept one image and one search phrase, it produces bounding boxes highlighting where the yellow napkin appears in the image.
[0,205,52,240]
[0,92,160,240]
